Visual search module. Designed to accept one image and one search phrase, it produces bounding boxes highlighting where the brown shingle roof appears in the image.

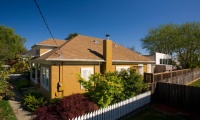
[32,35,154,63]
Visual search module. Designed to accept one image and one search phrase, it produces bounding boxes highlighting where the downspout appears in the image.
[58,62,64,97]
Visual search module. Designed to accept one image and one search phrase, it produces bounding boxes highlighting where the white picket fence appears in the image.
[71,91,151,120]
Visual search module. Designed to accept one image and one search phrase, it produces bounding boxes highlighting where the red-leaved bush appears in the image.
[33,94,99,120]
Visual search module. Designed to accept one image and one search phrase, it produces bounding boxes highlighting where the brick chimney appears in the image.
[102,34,112,72]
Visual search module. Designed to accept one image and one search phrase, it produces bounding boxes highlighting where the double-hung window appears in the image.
[80,67,94,89]
[41,67,49,91]
[138,64,144,75]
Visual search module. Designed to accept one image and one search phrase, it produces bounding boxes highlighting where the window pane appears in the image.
[46,69,49,78]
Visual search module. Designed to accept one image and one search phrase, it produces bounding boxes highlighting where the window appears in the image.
[81,67,94,89]
[41,67,49,91]
[160,59,163,64]
[116,66,130,72]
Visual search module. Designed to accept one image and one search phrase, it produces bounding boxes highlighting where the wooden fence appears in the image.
[154,82,200,112]
[144,68,200,93]
[71,91,151,120]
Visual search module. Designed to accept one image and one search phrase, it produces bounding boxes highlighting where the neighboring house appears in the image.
[144,52,172,73]
[29,35,154,99]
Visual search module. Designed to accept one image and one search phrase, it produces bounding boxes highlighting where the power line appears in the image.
[34,0,58,47]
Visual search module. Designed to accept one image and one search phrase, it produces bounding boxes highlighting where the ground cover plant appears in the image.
[0,100,17,120]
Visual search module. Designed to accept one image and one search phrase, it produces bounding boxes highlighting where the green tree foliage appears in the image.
[10,56,30,74]
[0,26,26,63]
[78,68,148,108]
[65,33,78,40]
[141,22,200,68]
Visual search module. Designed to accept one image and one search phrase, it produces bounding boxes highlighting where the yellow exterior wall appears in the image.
[45,65,100,99]
[40,48,51,55]
[39,63,150,99]
[143,64,147,73]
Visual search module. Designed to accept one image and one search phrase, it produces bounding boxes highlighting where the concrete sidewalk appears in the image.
[9,89,33,120]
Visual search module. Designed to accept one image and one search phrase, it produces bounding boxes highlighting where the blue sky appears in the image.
[1,0,200,54]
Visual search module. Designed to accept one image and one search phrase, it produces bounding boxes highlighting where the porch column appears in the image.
[30,62,32,79]
[138,64,144,75]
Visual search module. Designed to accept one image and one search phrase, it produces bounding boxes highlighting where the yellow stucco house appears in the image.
[30,35,154,99]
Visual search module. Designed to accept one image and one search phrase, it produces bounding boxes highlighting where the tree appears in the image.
[141,22,200,68]
[65,33,78,40]
[141,23,177,55]
[129,46,142,54]
[0,26,26,63]
[174,22,200,68]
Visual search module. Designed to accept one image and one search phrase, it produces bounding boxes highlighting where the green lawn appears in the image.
[0,100,17,120]
[189,79,200,87]
[122,108,182,120]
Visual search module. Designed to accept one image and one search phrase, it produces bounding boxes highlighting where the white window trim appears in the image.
[80,67,94,89]
[138,64,144,75]
[41,67,49,91]
[116,66,130,72]
[147,64,152,73]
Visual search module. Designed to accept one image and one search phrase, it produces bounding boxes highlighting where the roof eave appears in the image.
[31,44,58,48]
[112,60,155,63]
[46,58,105,62]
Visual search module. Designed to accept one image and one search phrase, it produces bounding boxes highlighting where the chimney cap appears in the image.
[106,34,110,37]
[106,34,110,40]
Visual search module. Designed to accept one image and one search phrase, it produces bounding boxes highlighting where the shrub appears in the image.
[23,91,47,112]
[0,63,14,100]
[78,68,148,107]
[79,72,123,108]
[33,105,59,120]
[33,94,98,120]
[118,68,148,101]
[0,80,14,100]
[16,79,31,91]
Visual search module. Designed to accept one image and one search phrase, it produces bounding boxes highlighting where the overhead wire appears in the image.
[34,0,62,56]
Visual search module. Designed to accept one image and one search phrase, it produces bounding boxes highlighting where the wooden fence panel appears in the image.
[155,82,200,112]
